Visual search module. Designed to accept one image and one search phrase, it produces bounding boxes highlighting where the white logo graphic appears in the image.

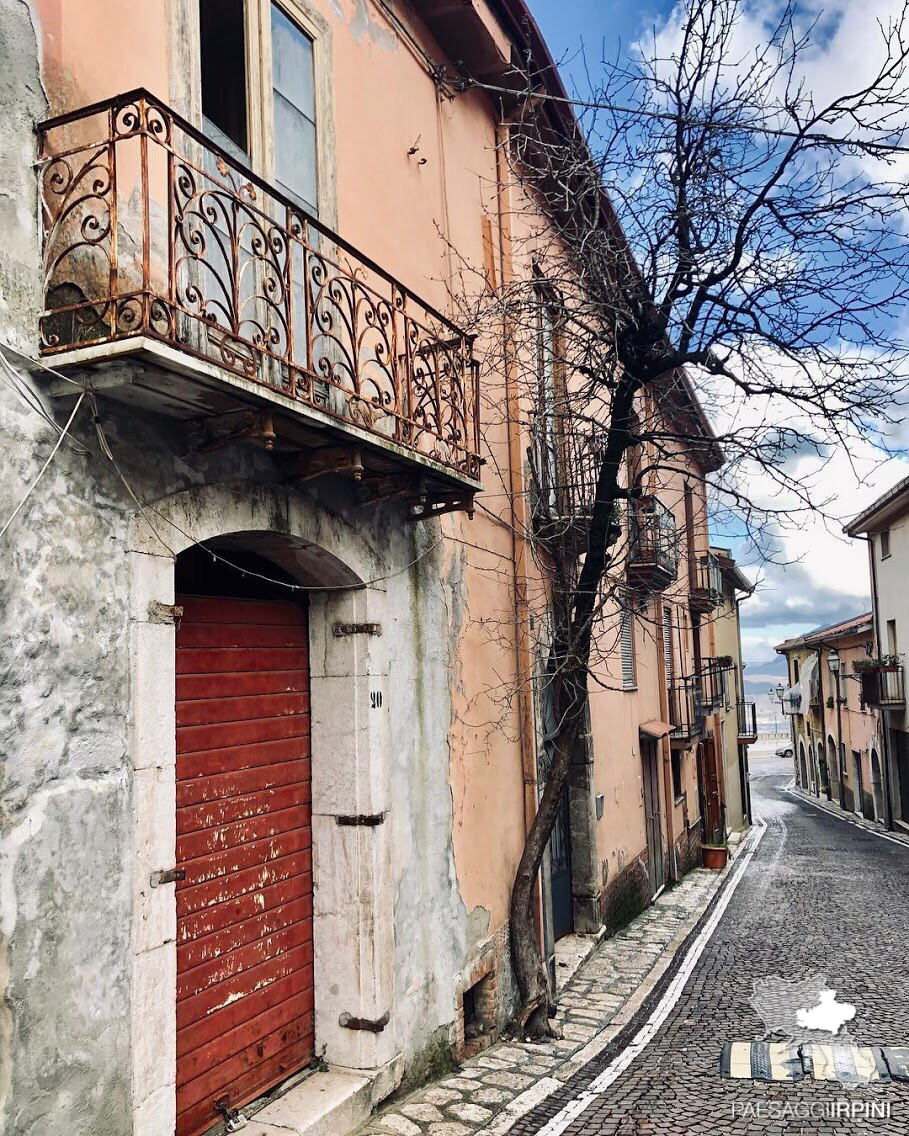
[796,988,857,1034]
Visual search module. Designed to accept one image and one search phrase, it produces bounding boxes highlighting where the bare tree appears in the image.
[450,0,909,1036]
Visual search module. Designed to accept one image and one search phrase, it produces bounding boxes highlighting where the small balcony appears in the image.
[37,90,481,517]
[857,658,906,709]
[530,427,608,550]
[699,656,733,712]
[689,554,723,614]
[737,700,758,743]
[627,496,679,592]
[668,675,708,745]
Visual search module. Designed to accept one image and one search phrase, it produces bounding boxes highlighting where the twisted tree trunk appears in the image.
[509,377,638,1037]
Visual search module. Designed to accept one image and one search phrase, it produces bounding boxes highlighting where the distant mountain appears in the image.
[744,654,788,679]
[745,675,784,700]
[743,655,790,702]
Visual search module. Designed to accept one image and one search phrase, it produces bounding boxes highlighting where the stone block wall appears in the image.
[599,848,651,934]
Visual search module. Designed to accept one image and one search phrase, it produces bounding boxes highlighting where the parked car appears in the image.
[776,744,794,758]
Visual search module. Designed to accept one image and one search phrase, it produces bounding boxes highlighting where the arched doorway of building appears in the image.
[798,740,809,790]
[817,741,829,799]
[174,545,314,1136]
[827,736,839,802]
[871,748,884,822]
[852,750,864,817]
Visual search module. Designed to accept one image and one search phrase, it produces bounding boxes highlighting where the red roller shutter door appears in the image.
[175,595,314,1136]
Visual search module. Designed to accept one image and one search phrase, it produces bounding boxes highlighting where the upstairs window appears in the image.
[532,288,560,512]
[620,606,636,690]
[663,606,674,689]
[200,0,249,161]
[198,0,320,215]
[881,529,892,559]
[271,4,318,214]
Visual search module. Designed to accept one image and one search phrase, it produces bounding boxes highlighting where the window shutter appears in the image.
[663,607,674,688]
[621,607,636,689]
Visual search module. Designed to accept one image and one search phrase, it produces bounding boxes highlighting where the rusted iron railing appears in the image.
[627,495,680,589]
[690,553,723,612]
[737,699,758,741]
[37,89,481,481]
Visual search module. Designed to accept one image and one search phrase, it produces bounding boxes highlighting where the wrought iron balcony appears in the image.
[529,425,607,549]
[699,656,733,712]
[689,554,723,614]
[627,496,679,592]
[37,90,481,514]
[857,659,906,709]
[668,675,708,745]
[737,699,758,742]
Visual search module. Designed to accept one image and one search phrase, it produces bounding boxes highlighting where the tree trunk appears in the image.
[509,377,638,1037]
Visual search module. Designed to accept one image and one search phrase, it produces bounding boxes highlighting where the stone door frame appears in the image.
[128,482,396,1136]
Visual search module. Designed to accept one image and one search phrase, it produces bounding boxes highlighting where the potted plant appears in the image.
[854,654,902,671]
[702,843,728,870]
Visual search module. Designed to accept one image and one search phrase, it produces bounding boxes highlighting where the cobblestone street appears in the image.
[344,858,734,1136]
[502,743,909,1135]
[348,741,909,1136]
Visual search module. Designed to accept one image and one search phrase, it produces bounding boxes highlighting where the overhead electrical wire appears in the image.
[461,75,909,158]
[0,391,86,539]
[0,343,447,592]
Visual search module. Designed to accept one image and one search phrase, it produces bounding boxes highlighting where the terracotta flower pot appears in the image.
[702,844,728,870]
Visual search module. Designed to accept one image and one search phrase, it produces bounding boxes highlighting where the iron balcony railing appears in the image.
[699,656,733,711]
[37,89,481,483]
[737,699,758,742]
[627,496,679,591]
[530,424,607,546]
[858,661,906,709]
[669,675,708,743]
[689,554,723,613]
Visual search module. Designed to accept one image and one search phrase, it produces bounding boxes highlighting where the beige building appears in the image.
[776,615,885,820]
[846,475,909,828]
[0,1,754,1134]
[708,547,756,836]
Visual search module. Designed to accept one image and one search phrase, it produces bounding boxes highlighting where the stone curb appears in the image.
[357,828,760,1136]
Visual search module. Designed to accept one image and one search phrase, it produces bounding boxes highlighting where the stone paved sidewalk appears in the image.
[357,865,737,1136]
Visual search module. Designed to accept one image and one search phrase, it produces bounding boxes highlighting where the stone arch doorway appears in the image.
[128,484,396,1136]
[173,546,315,1136]
[871,748,885,821]
[818,741,829,799]
[827,736,840,801]
[798,740,809,790]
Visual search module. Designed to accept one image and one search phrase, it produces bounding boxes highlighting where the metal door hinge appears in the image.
[339,1010,390,1033]
[336,812,385,827]
[150,867,186,888]
[333,621,382,637]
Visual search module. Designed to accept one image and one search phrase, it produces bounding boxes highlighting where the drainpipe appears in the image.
[655,596,678,882]
[494,121,544,929]
[865,534,895,829]
[834,665,847,811]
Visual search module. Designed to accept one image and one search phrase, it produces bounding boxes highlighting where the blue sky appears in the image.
[526,0,894,671]
[529,0,674,76]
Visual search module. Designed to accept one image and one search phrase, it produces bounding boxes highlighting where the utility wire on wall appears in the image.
[0,342,446,593]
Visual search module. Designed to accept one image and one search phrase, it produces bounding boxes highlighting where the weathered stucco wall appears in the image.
[0,2,532,1129]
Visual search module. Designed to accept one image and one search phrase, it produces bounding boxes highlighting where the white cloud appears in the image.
[639,2,909,654]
